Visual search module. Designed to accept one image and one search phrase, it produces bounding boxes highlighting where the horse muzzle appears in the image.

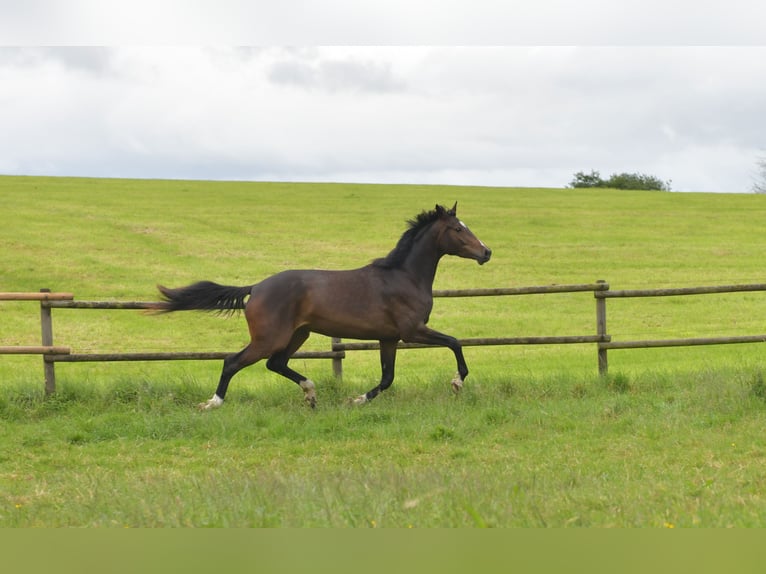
[477,247,492,265]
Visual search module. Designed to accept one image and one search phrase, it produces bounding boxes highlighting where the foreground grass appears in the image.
[3,368,766,527]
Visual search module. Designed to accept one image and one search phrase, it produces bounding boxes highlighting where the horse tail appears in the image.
[152,281,253,315]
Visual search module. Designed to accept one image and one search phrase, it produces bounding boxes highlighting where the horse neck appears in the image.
[401,226,443,288]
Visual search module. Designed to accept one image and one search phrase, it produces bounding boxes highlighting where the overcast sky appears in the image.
[2,4,765,192]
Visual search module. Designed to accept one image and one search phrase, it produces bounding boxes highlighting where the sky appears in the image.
[2,2,765,192]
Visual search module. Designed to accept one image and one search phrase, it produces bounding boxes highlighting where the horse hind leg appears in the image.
[199,343,265,410]
[265,327,316,408]
[266,351,317,408]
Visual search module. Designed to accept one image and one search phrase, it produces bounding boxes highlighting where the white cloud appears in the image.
[4,1,766,44]
[1,46,765,191]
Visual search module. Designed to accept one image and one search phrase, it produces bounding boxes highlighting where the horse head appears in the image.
[435,203,492,265]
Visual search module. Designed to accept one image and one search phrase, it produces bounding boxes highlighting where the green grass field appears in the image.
[2,175,766,527]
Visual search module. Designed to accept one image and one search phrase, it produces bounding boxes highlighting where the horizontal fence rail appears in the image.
[0,292,73,301]
[596,283,766,298]
[334,335,607,353]
[52,350,344,363]
[48,300,158,309]
[2,281,765,393]
[432,283,610,297]
[0,346,71,355]
[601,335,766,350]
[595,282,766,375]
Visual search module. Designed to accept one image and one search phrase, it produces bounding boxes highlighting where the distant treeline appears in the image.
[569,170,671,191]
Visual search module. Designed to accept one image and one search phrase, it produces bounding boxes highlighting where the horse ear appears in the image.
[435,204,445,216]
[450,201,458,215]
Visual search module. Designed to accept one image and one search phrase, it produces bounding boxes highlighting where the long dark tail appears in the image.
[153,281,253,315]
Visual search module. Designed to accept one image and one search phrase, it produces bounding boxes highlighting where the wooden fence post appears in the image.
[595,280,608,376]
[39,288,56,395]
[331,337,343,379]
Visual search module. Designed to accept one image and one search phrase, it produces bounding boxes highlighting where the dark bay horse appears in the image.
[155,203,491,409]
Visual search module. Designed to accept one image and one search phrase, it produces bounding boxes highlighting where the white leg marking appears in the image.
[350,394,367,406]
[198,394,224,411]
[451,372,464,393]
[300,379,317,408]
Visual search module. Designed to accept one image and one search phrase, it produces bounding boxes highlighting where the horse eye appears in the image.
[455,226,463,232]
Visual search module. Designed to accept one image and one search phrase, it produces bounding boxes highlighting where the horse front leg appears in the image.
[403,326,468,393]
[352,339,398,405]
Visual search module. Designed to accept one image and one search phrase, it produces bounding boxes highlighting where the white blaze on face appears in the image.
[460,220,488,249]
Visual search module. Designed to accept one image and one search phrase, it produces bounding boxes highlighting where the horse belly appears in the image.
[308,298,400,340]
[302,275,399,339]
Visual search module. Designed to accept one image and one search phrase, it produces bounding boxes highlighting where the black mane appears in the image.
[372,206,446,269]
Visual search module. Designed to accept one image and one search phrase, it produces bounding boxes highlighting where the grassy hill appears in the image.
[2,176,766,526]
[2,175,765,379]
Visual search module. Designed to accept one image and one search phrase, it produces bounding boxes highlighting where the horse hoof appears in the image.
[349,394,368,406]
[300,380,317,409]
[451,372,464,393]
[198,395,224,411]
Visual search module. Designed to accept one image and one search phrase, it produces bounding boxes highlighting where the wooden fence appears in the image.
[594,283,766,374]
[2,281,766,394]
